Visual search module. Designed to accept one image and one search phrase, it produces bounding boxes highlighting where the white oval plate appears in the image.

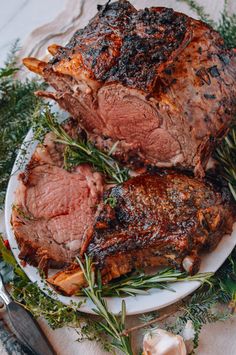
[5,128,236,315]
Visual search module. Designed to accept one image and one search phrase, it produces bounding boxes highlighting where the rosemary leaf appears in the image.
[81,268,213,297]
[42,109,130,184]
[77,256,133,355]
[215,125,236,200]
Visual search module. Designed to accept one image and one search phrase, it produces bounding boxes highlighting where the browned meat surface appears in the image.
[48,170,235,295]
[83,171,235,283]
[23,0,236,176]
[11,135,104,271]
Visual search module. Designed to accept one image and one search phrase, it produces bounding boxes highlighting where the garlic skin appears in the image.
[182,320,195,354]
[143,329,187,355]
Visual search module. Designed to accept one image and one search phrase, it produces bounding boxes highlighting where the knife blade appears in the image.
[0,274,55,355]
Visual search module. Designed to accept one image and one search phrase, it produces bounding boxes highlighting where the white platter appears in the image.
[5,128,236,315]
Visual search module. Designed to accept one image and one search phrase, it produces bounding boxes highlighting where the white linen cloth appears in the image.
[0,1,236,354]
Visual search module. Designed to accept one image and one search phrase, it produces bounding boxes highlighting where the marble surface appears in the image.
[0,0,68,65]
[0,1,236,354]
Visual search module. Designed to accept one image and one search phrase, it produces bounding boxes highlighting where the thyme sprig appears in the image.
[43,110,129,184]
[0,42,46,209]
[77,255,133,355]
[0,234,80,328]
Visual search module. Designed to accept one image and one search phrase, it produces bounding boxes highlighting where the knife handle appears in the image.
[7,302,56,355]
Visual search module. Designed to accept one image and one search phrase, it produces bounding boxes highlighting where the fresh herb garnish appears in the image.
[12,205,34,221]
[0,234,122,352]
[217,6,236,48]
[41,109,130,184]
[0,42,46,209]
[76,264,213,297]
[215,126,236,200]
[77,255,133,355]
[104,196,117,208]
[167,289,229,349]
[0,2,235,354]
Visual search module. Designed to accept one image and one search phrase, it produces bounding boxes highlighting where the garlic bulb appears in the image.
[143,329,187,355]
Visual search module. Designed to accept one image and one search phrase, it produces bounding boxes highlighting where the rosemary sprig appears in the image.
[43,110,129,184]
[214,250,236,310]
[76,265,213,297]
[215,126,236,200]
[78,255,133,355]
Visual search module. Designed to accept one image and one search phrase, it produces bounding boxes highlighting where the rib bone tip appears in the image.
[48,44,63,55]
[22,57,46,75]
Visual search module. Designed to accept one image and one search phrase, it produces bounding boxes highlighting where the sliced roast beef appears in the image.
[11,137,104,271]
[23,0,236,176]
[48,170,235,295]
[85,171,235,282]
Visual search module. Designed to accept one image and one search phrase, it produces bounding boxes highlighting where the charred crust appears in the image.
[86,172,235,274]
[49,3,190,91]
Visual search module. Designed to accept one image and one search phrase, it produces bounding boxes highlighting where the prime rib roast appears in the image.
[11,129,104,271]
[23,0,236,176]
[12,1,236,295]
[48,170,235,295]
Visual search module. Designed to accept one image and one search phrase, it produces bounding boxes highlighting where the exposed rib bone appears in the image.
[22,57,47,75]
[47,265,86,296]
[48,44,63,55]
[182,254,200,275]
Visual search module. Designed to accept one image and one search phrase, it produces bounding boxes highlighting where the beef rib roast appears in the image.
[48,170,235,295]
[14,1,236,295]
[23,0,236,176]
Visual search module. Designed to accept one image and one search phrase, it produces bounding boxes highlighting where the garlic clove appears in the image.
[143,329,187,355]
[182,320,195,354]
